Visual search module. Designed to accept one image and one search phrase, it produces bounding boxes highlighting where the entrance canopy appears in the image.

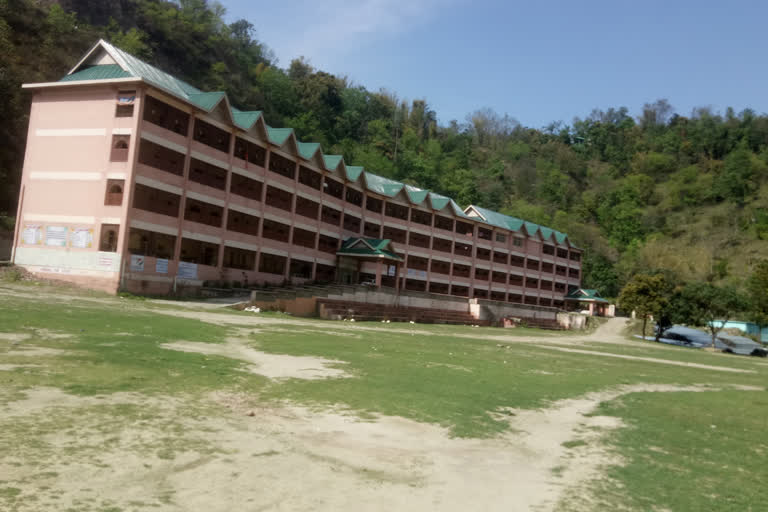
[564,288,609,304]
[336,238,403,262]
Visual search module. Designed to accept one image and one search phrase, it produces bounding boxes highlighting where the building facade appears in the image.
[12,40,582,305]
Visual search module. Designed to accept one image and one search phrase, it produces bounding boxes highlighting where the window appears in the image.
[318,235,339,254]
[189,158,228,190]
[343,214,361,233]
[295,197,319,219]
[365,196,383,214]
[292,227,316,249]
[104,179,124,206]
[454,241,472,257]
[363,222,380,238]
[450,285,469,297]
[223,246,256,270]
[259,253,286,275]
[323,177,343,199]
[115,93,135,118]
[491,291,506,302]
[261,219,290,243]
[128,228,176,259]
[557,248,569,259]
[384,202,408,221]
[569,251,581,262]
[452,263,470,278]
[493,251,508,265]
[345,187,363,207]
[382,226,406,244]
[478,227,492,240]
[99,224,119,252]
[143,95,189,135]
[475,268,490,281]
[526,277,539,289]
[406,255,428,271]
[233,137,266,167]
[138,139,185,176]
[226,209,260,236]
[476,248,491,261]
[429,282,449,295]
[492,271,507,284]
[430,259,450,275]
[510,255,525,268]
[298,166,322,189]
[265,186,293,212]
[456,221,473,235]
[508,293,523,303]
[132,184,181,218]
[411,209,432,226]
[268,153,296,179]
[526,258,540,271]
[408,232,430,249]
[230,173,263,201]
[110,135,130,162]
[495,233,507,243]
[290,259,313,279]
[569,268,580,279]
[321,205,341,226]
[434,215,453,231]
[180,238,219,266]
[513,237,524,248]
[474,289,488,299]
[193,119,230,153]
[509,274,524,286]
[184,198,223,228]
[315,263,336,282]
[543,245,555,256]
[432,237,452,253]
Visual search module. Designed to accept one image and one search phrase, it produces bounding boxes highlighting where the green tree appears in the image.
[677,282,749,347]
[747,260,768,329]
[618,273,671,339]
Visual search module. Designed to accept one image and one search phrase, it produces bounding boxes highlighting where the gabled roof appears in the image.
[565,288,609,302]
[47,40,576,248]
[337,238,403,261]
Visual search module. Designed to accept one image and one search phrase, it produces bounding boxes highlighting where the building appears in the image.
[564,288,614,317]
[11,40,582,304]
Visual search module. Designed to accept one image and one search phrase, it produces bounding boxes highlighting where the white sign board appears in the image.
[70,228,93,249]
[387,265,396,277]
[406,268,427,279]
[22,225,43,245]
[45,226,68,247]
[155,258,169,274]
[130,254,145,272]
[177,261,198,279]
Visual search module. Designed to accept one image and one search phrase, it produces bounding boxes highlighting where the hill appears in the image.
[1,0,767,294]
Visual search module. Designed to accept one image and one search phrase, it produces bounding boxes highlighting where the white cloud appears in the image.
[260,0,452,66]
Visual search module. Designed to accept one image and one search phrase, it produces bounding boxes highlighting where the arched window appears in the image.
[99,224,120,252]
[104,179,125,206]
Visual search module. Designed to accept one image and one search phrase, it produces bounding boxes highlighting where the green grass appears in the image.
[2,283,768,511]
[589,391,768,512]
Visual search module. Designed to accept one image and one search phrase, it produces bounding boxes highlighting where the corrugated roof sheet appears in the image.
[345,166,365,182]
[59,64,132,82]
[188,91,226,111]
[266,126,293,146]
[338,238,402,261]
[297,141,320,160]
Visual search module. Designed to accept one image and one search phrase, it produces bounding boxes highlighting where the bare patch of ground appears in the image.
[161,334,350,380]
[2,383,758,512]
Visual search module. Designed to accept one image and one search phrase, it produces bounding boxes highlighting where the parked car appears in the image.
[655,326,768,357]
[717,333,768,357]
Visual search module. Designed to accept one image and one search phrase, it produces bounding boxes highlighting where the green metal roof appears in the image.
[363,173,405,197]
[566,288,608,303]
[337,238,403,261]
[59,64,132,82]
[345,166,365,182]
[188,91,226,111]
[323,155,343,170]
[58,40,574,247]
[297,142,320,160]
[266,126,293,146]
[231,110,262,130]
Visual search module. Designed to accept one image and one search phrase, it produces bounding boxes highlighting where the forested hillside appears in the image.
[2,0,767,296]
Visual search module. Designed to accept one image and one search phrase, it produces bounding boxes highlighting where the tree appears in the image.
[677,282,748,347]
[618,273,671,339]
[748,260,768,329]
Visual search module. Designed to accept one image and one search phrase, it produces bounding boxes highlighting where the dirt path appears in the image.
[4,383,757,511]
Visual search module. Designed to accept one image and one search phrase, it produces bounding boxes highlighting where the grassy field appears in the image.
[1,280,767,511]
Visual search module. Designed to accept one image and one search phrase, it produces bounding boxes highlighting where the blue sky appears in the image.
[223,0,768,128]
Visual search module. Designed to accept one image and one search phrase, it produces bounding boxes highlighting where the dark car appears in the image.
[717,333,768,357]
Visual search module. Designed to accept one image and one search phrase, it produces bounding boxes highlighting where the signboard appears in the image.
[177,261,198,279]
[45,226,68,247]
[130,254,145,272]
[97,253,115,268]
[155,258,169,274]
[70,228,93,249]
[22,225,43,245]
[406,268,427,279]
[387,265,396,277]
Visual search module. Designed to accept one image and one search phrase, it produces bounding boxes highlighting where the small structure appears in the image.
[564,288,613,317]
[335,238,403,289]
[709,320,767,343]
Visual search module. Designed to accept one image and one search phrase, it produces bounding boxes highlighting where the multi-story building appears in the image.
[12,40,582,305]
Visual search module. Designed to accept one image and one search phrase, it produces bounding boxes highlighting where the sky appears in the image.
[222,0,768,128]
